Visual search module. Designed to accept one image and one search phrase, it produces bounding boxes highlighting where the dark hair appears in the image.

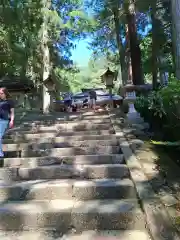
[0,87,11,99]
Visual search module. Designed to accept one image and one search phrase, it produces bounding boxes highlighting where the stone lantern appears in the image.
[121,53,144,123]
[43,75,56,112]
[43,75,55,92]
[124,85,138,115]
[124,84,146,124]
[100,68,117,96]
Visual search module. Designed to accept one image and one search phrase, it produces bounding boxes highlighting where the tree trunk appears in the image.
[113,9,126,85]
[126,0,143,85]
[125,24,133,85]
[151,5,158,89]
[42,39,51,113]
[42,0,51,113]
[171,0,180,79]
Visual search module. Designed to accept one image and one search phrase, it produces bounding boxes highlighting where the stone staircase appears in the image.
[0,110,151,239]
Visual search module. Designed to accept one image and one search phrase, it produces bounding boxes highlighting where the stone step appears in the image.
[26,178,135,201]
[3,135,121,144]
[0,230,151,239]
[15,118,112,126]
[3,154,124,167]
[15,112,110,121]
[3,140,119,151]
[18,118,112,125]
[15,109,41,113]
[20,112,109,119]
[4,146,121,157]
[20,116,111,123]
[16,116,111,125]
[0,199,145,231]
[0,164,129,181]
[6,129,115,138]
[8,123,113,132]
[82,111,108,115]
[0,178,135,201]
[59,230,151,240]
[15,113,28,117]
[4,134,121,142]
[0,184,23,201]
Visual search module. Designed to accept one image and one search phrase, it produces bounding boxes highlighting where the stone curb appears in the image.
[109,110,180,240]
[132,140,180,234]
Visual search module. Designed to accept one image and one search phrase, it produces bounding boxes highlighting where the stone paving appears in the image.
[0,109,178,239]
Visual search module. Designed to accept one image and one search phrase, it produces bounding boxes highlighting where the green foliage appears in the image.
[0,0,93,92]
[86,0,174,87]
[140,35,152,75]
[135,78,180,141]
[0,0,176,96]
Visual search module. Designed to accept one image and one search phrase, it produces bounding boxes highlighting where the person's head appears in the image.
[0,87,11,100]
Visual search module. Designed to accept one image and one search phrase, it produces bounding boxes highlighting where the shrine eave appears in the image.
[100,68,116,78]
[0,76,34,92]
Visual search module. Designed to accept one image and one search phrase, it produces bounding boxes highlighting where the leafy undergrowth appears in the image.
[144,139,180,170]
[135,79,180,142]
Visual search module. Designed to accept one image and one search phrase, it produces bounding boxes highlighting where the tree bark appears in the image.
[171,0,180,79]
[125,24,133,85]
[113,8,127,85]
[41,0,51,113]
[126,0,143,85]
[151,5,158,89]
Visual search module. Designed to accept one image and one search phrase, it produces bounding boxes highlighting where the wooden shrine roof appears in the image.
[0,76,34,92]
